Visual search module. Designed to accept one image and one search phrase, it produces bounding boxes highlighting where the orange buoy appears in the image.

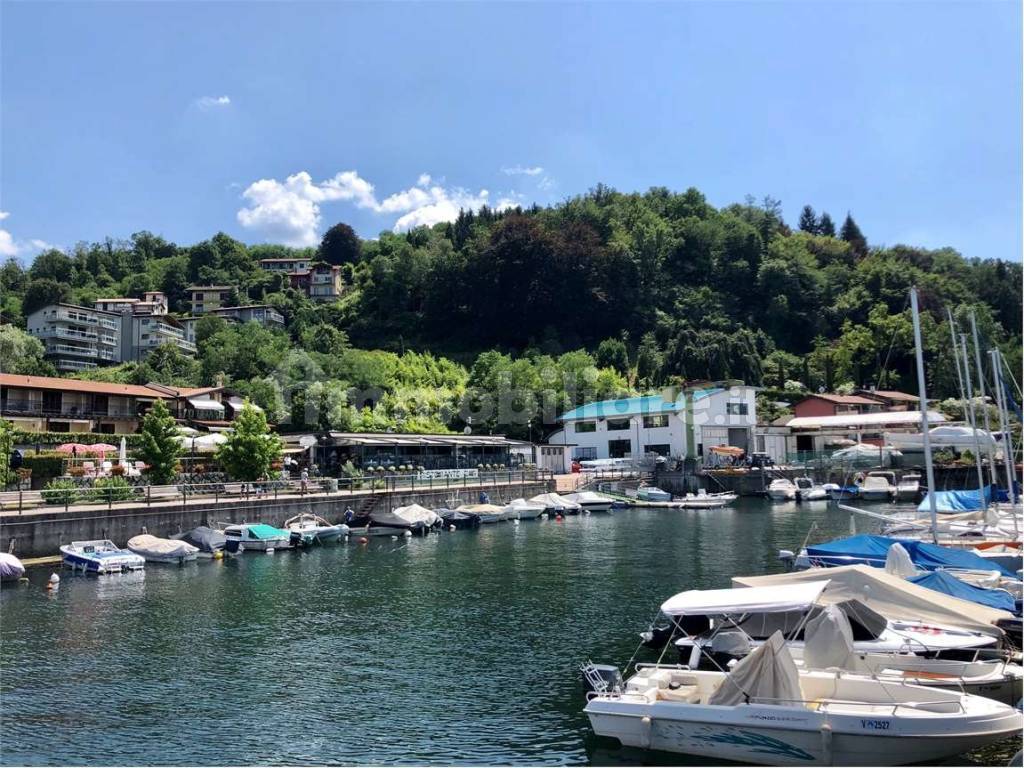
[358,537,369,545]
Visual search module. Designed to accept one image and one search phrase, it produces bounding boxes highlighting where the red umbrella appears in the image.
[86,443,118,455]
[56,443,91,454]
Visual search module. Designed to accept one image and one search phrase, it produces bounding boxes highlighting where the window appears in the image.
[607,418,631,431]
[574,421,596,433]
[643,414,669,429]
[608,439,632,458]
[574,447,597,460]
[644,444,671,456]
[726,402,749,416]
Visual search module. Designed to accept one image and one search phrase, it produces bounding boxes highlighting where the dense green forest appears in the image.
[1,185,1020,438]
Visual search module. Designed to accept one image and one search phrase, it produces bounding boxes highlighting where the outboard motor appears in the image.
[225,538,240,554]
[580,662,623,695]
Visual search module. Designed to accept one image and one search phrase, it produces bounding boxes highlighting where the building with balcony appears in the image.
[259,257,312,273]
[207,304,285,328]
[123,314,197,361]
[791,393,882,419]
[26,304,123,372]
[95,291,169,316]
[853,389,919,411]
[288,263,343,302]
[188,286,233,314]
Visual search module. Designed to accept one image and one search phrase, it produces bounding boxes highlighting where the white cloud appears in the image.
[537,176,556,192]
[0,211,52,258]
[501,165,544,177]
[237,170,522,242]
[195,95,231,110]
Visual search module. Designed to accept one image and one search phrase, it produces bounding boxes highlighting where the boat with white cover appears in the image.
[456,503,506,523]
[530,492,581,515]
[127,534,199,564]
[636,487,672,503]
[60,540,145,574]
[502,498,545,520]
[584,631,1021,766]
[0,552,25,582]
[767,478,797,501]
[562,491,614,512]
[369,503,442,533]
[857,471,896,502]
[284,513,349,543]
[895,473,921,502]
[795,477,828,501]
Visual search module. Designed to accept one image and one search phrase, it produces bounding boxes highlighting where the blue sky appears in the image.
[1,1,1020,261]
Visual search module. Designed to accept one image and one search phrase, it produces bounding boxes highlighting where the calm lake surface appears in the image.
[0,499,1016,765]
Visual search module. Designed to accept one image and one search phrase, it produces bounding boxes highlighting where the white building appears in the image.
[547,385,758,462]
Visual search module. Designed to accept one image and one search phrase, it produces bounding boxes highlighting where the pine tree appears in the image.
[216,402,282,481]
[798,205,818,233]
[840,212,868,258]
[139,400,183,484]
[818,212,836,237]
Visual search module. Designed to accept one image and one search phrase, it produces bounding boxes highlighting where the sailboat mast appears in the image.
[969,312,999,487]
[959,333,988,496]
[947,310,968,407]
[990,349,1020,513]
[910,287,939,543]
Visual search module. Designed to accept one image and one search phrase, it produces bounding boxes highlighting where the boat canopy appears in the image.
[907,570,1018,614]
[732,565,1011,638]
[372,504,440,528]
[706,631,802,708]
[661,581,829,617]
[917,486,994,514]
[246,524,288,540]
[805,534,1015,577]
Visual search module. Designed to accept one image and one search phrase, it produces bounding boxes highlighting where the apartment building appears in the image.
[123,314,197,360]
[289,263,343,302]
[207,304,285,328]
[95,291,169,316]
[25,304,122,372]
[188,286,233,314]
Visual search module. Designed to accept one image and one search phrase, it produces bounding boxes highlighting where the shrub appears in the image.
[20,453,65,481]
[88,477,136,504]
[42,479,80,506]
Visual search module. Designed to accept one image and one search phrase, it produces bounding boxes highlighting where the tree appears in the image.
[22,278,71,315]
[818,212,836,237]
[318,222,361,265]
[138,400,183,484]
[0,324,56,375]
[194,314,228,345]
[300,323,349,356]
[595,337,629,376]
[635,332,663,387]
[137,343,201,386]
[840,213,868,258]
[215,403,282,480]
[798,205,818,234]
[0,419,14,489]
[29,249,74,283]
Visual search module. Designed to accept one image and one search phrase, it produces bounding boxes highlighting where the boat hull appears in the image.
[857,489,893,502]
[507,507,544,520]
[585,696,1021,766]
[767,490,797,501]
[60,547,145,574]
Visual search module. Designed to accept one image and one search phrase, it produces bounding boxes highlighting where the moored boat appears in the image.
[562,491,614,512]
[857,471,896,502]
[529,492,582,515]
[502,498,545,520]
[127,534,199,564]
[172,526,226,557]
[369,503,441,534]
[766,478,797,501]
[0,552,26,582]
[283,513,349,543]
[455,503,505,523]
[60,540,145,574]
[221,523,292,552]
[635,487,672,503]
[437,508,481,529]
[895,473,922,502]
[795,477,828,501]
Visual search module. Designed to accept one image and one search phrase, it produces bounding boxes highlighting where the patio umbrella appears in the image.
[56,443,90,454]
[86,443,118,457]
[118,437,127,466]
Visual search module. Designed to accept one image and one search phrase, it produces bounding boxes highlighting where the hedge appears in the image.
[20,453,66,481]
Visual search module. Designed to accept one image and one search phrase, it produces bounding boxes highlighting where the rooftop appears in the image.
[783,410,947,430]
[856,389,919,402]
[0,373,164,398]
[799,393,880,406]
[259,257,310,262]
[559,390,722,421]
[187,285,233,291]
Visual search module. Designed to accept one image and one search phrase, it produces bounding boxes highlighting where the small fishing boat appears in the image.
[283,513,349,543]
[127,534,199,564]
[824,483,859,501]
[455,503,505,523]
[895,473,922,502]
[674,490,736,509]
[795,477,828,501]
[635,487,672,503]
[562,491,614,513]
[60,540,145,574]
[172,526,226,557]
[502,498,545,520]
[766,478,797,501]
[858,471,896,502]
[437,508,481,529]
[221,523,292,553]
[584,631,1022,766]
[0,552,25,582]
[530,492,582,515]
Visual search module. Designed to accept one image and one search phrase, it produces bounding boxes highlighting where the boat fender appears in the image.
[513,519,519,526]
[358,537,368,545]
[641,715,652,750]
[403,530,412,538]
[820,723,833,766]
[48,573,60,588]
[18,577,29,584]
[391,535,398,541]
[449,525,456,532]
[212,550,224,560]
[541,512,548,519]
[555,514,563,521]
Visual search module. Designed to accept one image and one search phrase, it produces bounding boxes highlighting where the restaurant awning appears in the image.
[188,397,224,412]
[227,396,262,412]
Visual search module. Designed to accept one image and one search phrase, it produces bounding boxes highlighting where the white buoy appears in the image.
[49,573,60,584]
[449,525,456,532]
[266,547,275,554]
[512,519,520,526]
[391,535,398,541]
[403,530,412,538]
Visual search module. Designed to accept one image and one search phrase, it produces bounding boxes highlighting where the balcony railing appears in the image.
[99,334,119,346]
[1,400,140,418]
[35,326,99,342]
[46,343,98,358]
[55,309,100,324]
[54,360,98,371]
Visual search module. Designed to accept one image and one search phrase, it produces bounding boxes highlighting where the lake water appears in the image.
[0,499,1016,765]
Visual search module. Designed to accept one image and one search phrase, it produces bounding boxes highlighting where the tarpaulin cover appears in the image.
[172,526,226,552]
[706,631,802,708]
[803,605,857,671]
[806,534,1015,578]
[907,570,1018,614]
[0,553,25,581]
[661,581,829,616]
[918,486,993,514]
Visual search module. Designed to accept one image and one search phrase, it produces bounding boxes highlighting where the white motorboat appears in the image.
[895,473,921,502]
[584,632,1021,766]
[857,471,896,502]
[370,503,442,533]
[60,540,145,574]
[766,478,797,501]
[502,498,545,520]
[636,487,672,503]
[0,552,25,582]
[220,523,293,552]
[886,425,999,453]
[794,477,828,501]
[529,492,581,515]
[127,534,199,564]
[455,503,506,523]
[562,491,614,512]
[674,490,736,509]
[284,513,349,543]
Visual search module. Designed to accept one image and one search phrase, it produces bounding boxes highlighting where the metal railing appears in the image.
[0,469,554,514]
[1,401,139,418]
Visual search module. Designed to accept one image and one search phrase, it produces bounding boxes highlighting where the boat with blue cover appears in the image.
[60,540,146,574]
[221,523,293,553]
[802,534,1016,578]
